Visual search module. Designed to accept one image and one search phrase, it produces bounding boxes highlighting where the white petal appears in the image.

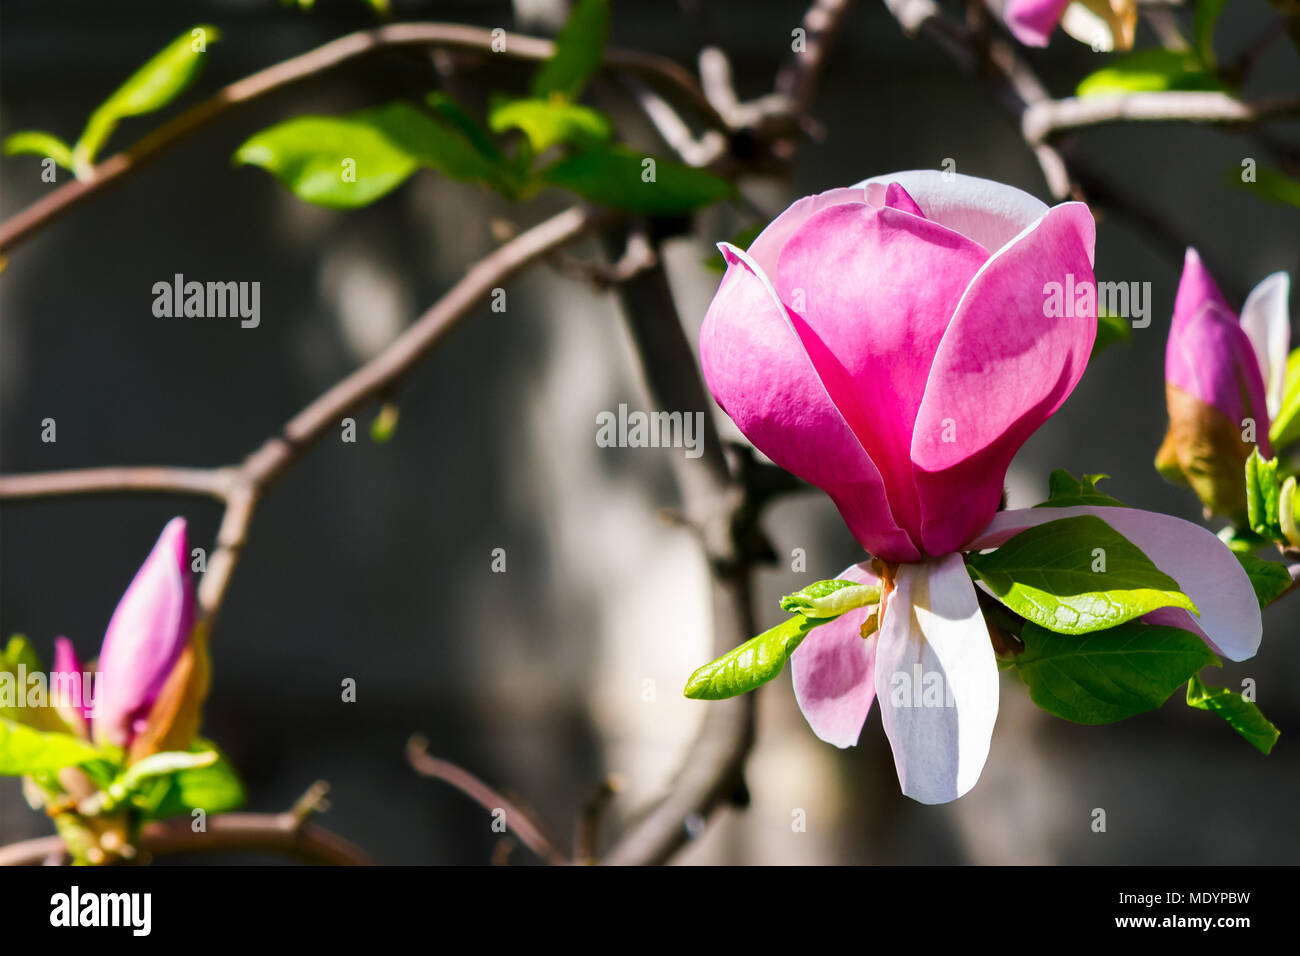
[874,553,1000,804]
[970,506,1262,661]
[1239,272,1291,420]
[854,169,1049,253]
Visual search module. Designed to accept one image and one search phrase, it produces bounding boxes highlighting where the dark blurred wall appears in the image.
[1,0,1297,864]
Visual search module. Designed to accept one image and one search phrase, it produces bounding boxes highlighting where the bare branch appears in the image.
[0,23,719,257]
[0,466,234,502]
[407,735,572,865]
[1023,93,1300,144]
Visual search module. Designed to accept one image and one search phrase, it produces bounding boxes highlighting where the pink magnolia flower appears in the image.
[700,171,1262,802]
[1003,0,1135,51]
[1156,248,1291,517]
[57,517,196,749]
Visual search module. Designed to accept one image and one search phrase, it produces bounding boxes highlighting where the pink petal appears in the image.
[774,203,990,549]
[969,506,1262,662]
[94,517,196,748]
[1168,249,1272,455]
[52,636,92,726]
[1239,271,1291,421]
[701,245,921,560]
[874,553,999,804]
[1003,0,1073,46]
[746,186,870,277]
[911,201,1098,555]
[856,170,1051,253]
[790,562,880,747]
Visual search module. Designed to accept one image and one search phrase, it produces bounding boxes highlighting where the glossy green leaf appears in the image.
[1186,674,1279,754]
[75,25,220,169]
[1076,50,1222,98]
[235,102,512,208]
[969,515,1197,634]
[779,579,879,618]
[140,740,246,818]
[1233,551,1293,608]
[1035,470,1127,509]
[685,615,821,700]
[489,98,611,154]
[0,718,102,776]
[1245,449,1282,540]
[3,131,76,170]
[1269,348,1300,448]
[543,147,735,213]
[1012,622,1217,724]
[531,0,610,100]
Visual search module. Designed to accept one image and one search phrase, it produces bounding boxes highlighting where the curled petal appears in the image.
[911,201,1098,554]
[1239,271,1291,421]
[701,245,920,560]
[791,562,880,748]
[874,553,999,804]
[969,506,1262,662]
[855,170,1050,253]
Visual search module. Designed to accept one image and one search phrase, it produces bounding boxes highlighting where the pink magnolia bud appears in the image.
[51,636,91,738]
[92,517,195,749]
[1003,0,1136,51]
[1157,249,1291,518]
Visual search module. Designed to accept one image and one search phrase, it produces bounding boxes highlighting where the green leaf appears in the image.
[74,25,220,170]
[1186,674,1279,754]
[969,515,1198,635]
[1233,551,1293,608]
[1035,470,1128,509]
[1076,50,1222,98]
[1194,0,1230,66]
[531,0,610,100]
[1,635,67,734]
[685,615,821,700]
[1012,622,1217,724]
[779,579,879,618]
[370,402,399,443]
[1091,308,1131,359]
[1245,449,1282,540]
[140,740,246,818]
[426,93,508,167]
[235,102,513,208]
[1229,165,1300,211]
[0,718,102,776]
[3,131,76,170]
[542,147,735,213]
[489,98,611,154]
[1269,348,1300,448]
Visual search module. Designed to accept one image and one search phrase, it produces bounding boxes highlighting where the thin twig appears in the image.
[0,23,719,257]
[407,735,572,865]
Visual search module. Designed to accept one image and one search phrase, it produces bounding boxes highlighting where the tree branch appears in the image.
[0,22,719,257]
[407,735,572,866]
[2,205,612,627]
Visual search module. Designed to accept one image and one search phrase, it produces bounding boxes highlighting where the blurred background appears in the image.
[1,0,1297,864]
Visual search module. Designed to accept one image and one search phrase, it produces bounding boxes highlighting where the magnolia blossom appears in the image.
[1156,248,1291,518]
[52,517,196,749]
[1003,0,1135,51]
[700,171,1262,803]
